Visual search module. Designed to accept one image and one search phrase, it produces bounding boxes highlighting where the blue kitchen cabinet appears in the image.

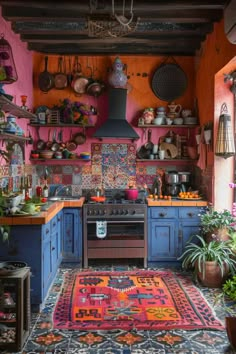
[0,212,62,309]
[148,206,203,264]
[148,207,178,262]
[62,208,82,263]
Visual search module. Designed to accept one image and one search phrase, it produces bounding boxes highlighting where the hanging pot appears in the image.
[71,56,90,95]
[36,128,46,150]
[38,56,54,93]
[54,56,67,90]
[73,130,86,145]
[51,129,60,151]
[86,67,105,97]
[66,130,77,151]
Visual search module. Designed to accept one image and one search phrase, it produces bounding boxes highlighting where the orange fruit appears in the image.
[159,195,163,199]
[164,195,168,199]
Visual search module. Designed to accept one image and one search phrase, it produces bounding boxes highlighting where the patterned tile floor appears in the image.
[5,262,236,354]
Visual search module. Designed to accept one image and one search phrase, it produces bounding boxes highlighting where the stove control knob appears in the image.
[99,209,104,215]
[119,209,124,215]
[131,210,136,215]
[124,210,128,215]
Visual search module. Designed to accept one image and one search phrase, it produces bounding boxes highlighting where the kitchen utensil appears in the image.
[165,170,179,184]
[73,129,86,145]
[51,129,60,151]
[39,150,54,159]
[178,171,191,183]
[46,129,53,149]
[125,189,139,200]
[90,196,106,203]
[151,58,187,101]
[145,129,154,151]
[54,56,67,89]
[66,130,77,151]
[165,183,180,196]
[71,56,90,95]
[36,128,46,150]
[38,56,54,93]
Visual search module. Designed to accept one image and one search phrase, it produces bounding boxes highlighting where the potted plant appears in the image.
[179,234,236,288]
[199,205,235,242]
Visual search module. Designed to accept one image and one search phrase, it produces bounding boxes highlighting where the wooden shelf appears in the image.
[0,95,37,119]
[29,123,95,128]
[136,158,197,162]
[0,132,31,142]
[30,158,91,162]
[138,124,199,128]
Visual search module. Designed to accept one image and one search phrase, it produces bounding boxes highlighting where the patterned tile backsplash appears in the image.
[0,143,197,195]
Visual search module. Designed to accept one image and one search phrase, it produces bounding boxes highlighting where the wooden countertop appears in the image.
[0,197,85,226]
[146,198,208,207]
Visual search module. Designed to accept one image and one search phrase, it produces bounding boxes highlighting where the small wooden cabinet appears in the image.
[0,268,30,352]
[62,208,82,263]
[148,206,203,264]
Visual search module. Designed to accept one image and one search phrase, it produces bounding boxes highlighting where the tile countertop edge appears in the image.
[0,197,85,226]
[146,198,208,207]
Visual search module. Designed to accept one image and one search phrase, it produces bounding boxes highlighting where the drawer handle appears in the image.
[46,228,50,234]
[187,212,195,217]
[53,222,56,227]
[159,212,167,217]
[52,247,55,251]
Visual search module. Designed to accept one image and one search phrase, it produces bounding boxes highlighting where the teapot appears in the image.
[168,102,182,117]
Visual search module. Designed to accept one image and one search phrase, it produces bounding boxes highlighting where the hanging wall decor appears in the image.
[0,34,18,84]
[215,103,235,159]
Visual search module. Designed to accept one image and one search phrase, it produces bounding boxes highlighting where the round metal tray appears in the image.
[151,63,188,101]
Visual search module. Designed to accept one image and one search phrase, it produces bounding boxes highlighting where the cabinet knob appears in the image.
[187,212,194,217]
[51,247,55,251]
[159,212,166,217]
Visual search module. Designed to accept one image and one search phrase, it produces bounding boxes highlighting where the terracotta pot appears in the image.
[196,261,229,288]
[225,317,236,350]
[205,227,230,243]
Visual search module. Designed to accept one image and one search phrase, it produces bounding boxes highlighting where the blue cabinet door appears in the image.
[178,220,201,257]
[62,208,82,262]
[148,220,177,261]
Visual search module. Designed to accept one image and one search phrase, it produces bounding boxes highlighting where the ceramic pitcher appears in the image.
[168,102,182,117]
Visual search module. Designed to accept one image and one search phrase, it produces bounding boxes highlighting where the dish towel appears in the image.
[96,221,107,239]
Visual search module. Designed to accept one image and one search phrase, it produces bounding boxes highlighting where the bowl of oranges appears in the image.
[178,191,201,200]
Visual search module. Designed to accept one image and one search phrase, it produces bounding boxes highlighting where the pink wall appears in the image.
[0,7,34,164]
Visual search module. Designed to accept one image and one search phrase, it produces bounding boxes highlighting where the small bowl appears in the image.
[31,153,39,159]
[173,118,184,125]
[166,118,173,125]
[153,117,163,125]
[39,150,54,159]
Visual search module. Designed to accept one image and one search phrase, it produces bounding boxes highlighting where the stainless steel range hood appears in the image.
[93,88,139,140]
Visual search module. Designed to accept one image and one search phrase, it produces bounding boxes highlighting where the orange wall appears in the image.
[195,20,236,209]
[33,54,195,114]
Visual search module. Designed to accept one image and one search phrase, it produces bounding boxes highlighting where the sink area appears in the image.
[48,196,81,201]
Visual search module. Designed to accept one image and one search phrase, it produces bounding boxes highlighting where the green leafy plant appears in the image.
[228,231,236,253]
[199,206,235,235]
[223,275,236,301]
[179,234,236,279]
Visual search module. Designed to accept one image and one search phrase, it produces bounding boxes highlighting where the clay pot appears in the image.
[125,189,139,200]
[196,261,229,288]
[225,317,236,350]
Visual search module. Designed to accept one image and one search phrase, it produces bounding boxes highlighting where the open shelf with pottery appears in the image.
[0,132,31,142]
[0,95,37,120]
[138,124,199,128]
[30,123,95,128]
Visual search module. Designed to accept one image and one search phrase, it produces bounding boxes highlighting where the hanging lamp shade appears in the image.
[215,103,235,159]
[0,34,18,84]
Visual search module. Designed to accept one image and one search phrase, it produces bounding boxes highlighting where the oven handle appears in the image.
[86,220,144,224]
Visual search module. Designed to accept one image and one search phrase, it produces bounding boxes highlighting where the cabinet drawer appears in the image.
[179,207,201,219]
[150,207,177,219]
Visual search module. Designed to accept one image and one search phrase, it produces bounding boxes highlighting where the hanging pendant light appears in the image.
[0,33,18,84]
[215,103,235,159]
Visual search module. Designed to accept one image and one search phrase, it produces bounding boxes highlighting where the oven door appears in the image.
[84,218,147,264]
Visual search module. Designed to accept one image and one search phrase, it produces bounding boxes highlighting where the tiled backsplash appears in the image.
[0,143,199,196]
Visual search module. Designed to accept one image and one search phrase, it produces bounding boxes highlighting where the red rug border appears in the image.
[53,269,225,331]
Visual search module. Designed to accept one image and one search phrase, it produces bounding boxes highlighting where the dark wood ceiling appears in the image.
[0,0,229,56]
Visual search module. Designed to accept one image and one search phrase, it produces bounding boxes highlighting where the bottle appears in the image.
[43,180,49,198]
[20,176,25,200]
[27,176,33,199]
[36,179,42,198]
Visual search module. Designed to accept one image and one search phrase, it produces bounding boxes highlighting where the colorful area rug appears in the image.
[53,270,224,331]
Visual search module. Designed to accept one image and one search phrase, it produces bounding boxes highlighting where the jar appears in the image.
[5,114,17,133]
